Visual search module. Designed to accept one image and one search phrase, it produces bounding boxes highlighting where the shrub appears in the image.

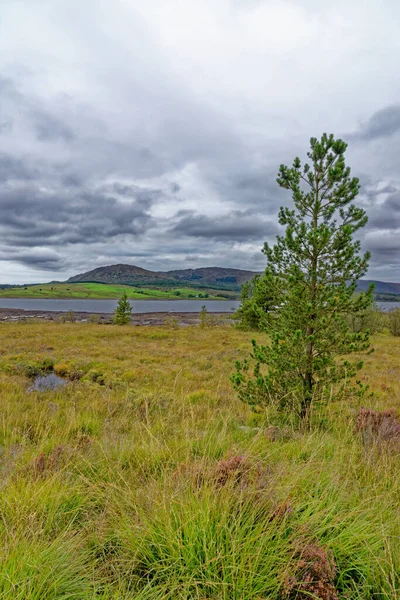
[164,316,180,329]
[88,313,101,324]
[199,305,219,328]
[87,369,106,385]
[60,310,76,323]
[15,357,55,379]
[53,361,87,381]
[53,362,69,377]
[345,305,387,335]
[388,308,400,336]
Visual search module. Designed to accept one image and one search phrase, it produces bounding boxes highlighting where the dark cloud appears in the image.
[62,173,83,187]
[169,210,278,241]
[208,162,289,211]
[358,187,400,230]
[0,120,12,134]
[365,232,400,260]
[349,105,400,142]
[0,75,77,143]
[385,192,400,212]
[0,153,38,182]
[11,250,63,270]
[0,183,158,249]
[32,109,76,143]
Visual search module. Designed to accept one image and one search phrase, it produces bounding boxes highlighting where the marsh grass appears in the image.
[0,323,399,598]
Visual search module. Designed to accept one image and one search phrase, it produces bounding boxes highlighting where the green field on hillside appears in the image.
[0,321,399,598]
[0,282,235,300]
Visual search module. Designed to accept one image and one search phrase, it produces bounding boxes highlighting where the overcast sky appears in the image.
[1,0,400,283]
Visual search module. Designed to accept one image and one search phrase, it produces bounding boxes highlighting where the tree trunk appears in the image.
[300,396,310,421]
[301,173,319,421]
[302,352,313,420]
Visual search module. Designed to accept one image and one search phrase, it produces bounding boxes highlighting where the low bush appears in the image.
[53,361,87,381]
[60,310,76,323]
[88,313,102,324]
[3,356,55,379]
[199,305,219,328]
[164,316,180,329]
[388,308,400,336]
[345,306,387,335]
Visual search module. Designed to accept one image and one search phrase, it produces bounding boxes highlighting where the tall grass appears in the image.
[0,323,399,598]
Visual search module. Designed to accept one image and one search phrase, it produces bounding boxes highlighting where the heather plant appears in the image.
[283,541,338,600]
[232,134,373,421]
[355,407,400,451]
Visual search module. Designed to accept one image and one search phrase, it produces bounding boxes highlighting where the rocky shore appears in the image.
[0,308,231,327]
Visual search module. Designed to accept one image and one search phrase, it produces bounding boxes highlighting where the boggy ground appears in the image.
[0,321,400,599]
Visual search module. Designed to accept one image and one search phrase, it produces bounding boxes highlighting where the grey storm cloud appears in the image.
[0,153,38,182]
[170,210,279,241]
[11,250,63,271]
[0,183,157,250]
[364,232,400,264]
[0,75,75,143]
[357,187,400,231]
[349,105,400,142]
[33,109,76,143]
[0,0,400,282]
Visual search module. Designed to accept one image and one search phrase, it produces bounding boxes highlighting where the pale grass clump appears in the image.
[0,323,399,598]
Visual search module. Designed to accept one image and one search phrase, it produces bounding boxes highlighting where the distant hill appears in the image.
[65,264,400,299]
[67,264,176,287]
[66,264,259,291]
[357,280,400,295]
[161,267,257,287]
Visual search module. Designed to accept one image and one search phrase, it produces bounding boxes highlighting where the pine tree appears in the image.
[113,292,132,325]
[231,134,373,421]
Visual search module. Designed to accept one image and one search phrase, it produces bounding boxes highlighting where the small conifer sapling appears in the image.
[231,134,374,422]
[113,292,132,325]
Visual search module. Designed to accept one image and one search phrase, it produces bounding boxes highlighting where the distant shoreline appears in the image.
[0,308,233,326]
